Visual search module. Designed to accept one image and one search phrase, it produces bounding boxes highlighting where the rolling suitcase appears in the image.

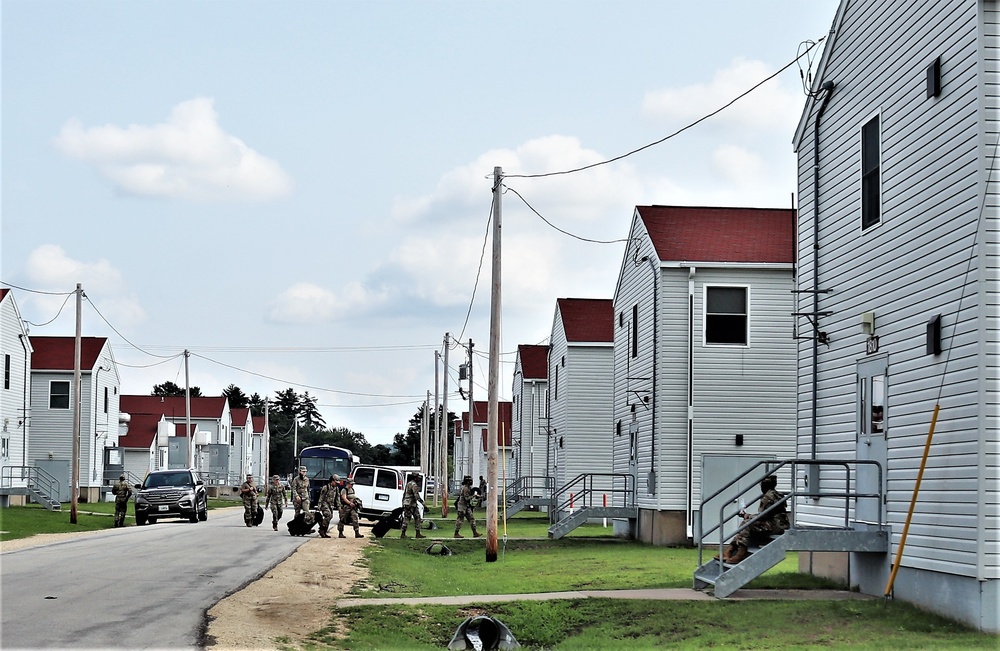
[371,507,404,538]
[253,505,265,526]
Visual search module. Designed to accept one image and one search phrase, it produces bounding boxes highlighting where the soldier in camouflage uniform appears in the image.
[111,474,132,527]
[725,475,789,563]
[454,475,481,538]
[290,465,311,517]
[337,477,364,538]
[316,475,341,538]
[399,473,425,539]
[264,475,286,531]
[240,473,259,527]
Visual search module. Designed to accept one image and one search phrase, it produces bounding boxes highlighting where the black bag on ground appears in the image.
[372,507,404,538]
[287,511,318,536]
[253,505,265,526]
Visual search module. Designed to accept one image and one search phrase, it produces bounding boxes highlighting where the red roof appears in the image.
[480,401,513,448]
[637,206,795,263]
[557,298,613,343]
[0,288,9,301]
[231,407,250,427]
[517,345,549,380]
[118,413,161,449]
[252,414,266,433]
[120,395,227,420]
[30,336,108,371]
[470,400,512,429]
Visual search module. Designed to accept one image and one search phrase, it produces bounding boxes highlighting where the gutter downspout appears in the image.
[18,333,29,467]
[810,80,835,493]
[642,256,658,500]
[687,266,696,537]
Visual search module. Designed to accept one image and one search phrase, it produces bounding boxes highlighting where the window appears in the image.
[375,470,396,489]
[553,366,559,401]
[4,354,9,390]
[353,467,375,487]
[705,286,748,345]
[861,115,881,229]
[49,381,70,409]
[631,304,638,358]
[858,362,887,438]
[103,386,109,413]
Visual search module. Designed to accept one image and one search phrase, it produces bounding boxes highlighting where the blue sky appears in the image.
[2,1,839,446]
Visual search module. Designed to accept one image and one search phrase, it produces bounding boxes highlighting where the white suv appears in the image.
[349,465,425,520]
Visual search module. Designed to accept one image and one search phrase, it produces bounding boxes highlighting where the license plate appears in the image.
[158,505,169,512]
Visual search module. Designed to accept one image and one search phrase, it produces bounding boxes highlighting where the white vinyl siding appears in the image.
[548,304,614,499]
[794,0,996,595]
[0,294,31,471]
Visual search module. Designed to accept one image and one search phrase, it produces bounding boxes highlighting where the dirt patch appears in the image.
[204,534,371,650]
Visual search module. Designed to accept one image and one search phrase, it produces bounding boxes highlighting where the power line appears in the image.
[456,198,494,344]
[505,38,825,180]
[189,351,425,399]
[84,295,178,359]
[504,184,629,244]
[0,280,75,296]
[22,292,74,327]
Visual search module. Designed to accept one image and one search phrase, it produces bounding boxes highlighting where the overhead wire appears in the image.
[503,185,630,244]
[505,37,826,180]
[85,295,178,359]
[456,198,494,344]
[22,292,74,328]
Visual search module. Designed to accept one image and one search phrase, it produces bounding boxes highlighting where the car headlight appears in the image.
[135,494,149,505]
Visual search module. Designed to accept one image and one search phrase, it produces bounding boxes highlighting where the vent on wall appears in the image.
[927,57,941,98]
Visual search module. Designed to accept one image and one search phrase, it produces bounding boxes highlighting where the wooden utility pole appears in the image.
[185,349,192,470]
[433,350,440,508]
[70,284,82,524]
[486,166,502,562]
[441,333,450,517]
[466,339,474,480]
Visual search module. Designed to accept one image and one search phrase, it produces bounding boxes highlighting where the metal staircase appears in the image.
[503,475,554,517]
[0,465,63,511]
[547,472,636,539]
[693,459,889,598]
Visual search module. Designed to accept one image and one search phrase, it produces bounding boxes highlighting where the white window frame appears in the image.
[49,380,71,409]
[703,285,750,347]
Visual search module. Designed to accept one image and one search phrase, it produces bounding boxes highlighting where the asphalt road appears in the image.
[1,506,309,650]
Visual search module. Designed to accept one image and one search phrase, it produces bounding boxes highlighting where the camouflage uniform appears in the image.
[240,475,259,527]
[290,468,311,516]
[454,478,480,538]
[727,476,789,562]
[111,476,132,527]
[264,477,286,531]
[399,476,425,539]
[337,480,363,538]
[316,476,341,538]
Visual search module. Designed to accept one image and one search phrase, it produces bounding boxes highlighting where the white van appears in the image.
[349,465,425,520]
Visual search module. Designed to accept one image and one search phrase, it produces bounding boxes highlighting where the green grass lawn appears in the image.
[0,499,232,540]
[316,510,999,650]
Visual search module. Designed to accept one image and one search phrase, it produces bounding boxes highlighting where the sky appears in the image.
[1,1,840,446]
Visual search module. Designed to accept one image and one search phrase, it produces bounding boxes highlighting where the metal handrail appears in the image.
[0,465,62,504]
[550,473,635,523]
[696,458,884,565]
[503,475,553,503]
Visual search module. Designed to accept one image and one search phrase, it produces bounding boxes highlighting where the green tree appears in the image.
[247,393,267,417]
[152,381,202,397]
[297,391,326,429]
[223,384,249,409]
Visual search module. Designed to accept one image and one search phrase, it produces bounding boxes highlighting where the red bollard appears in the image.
[603,493,607,508]
[570,493,575,510]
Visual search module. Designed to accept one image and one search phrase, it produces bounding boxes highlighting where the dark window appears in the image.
[553,366,558,401]
[49,381,70,409]
[375,470,396,489]
[705,287,748,345]
[103,386,109,413]
[631,304,639,358]
[353,467,375,487]
[4,354,10,390]
[861,115,881,229]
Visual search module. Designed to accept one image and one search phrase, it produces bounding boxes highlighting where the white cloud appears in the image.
[53,98,292,202]
[641,57,802,133]
[266,281,388,324]
[21,244,146,330]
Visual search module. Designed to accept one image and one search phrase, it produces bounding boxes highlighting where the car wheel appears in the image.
[189,512,199,523]
[148,517,157,524]
[135,515,147,526]
[198,505,208,521]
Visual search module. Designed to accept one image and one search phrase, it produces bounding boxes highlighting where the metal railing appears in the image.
[503,475,554,504]
[550,472,635,524]
[697,458,884,565]
[0,465,62,506]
